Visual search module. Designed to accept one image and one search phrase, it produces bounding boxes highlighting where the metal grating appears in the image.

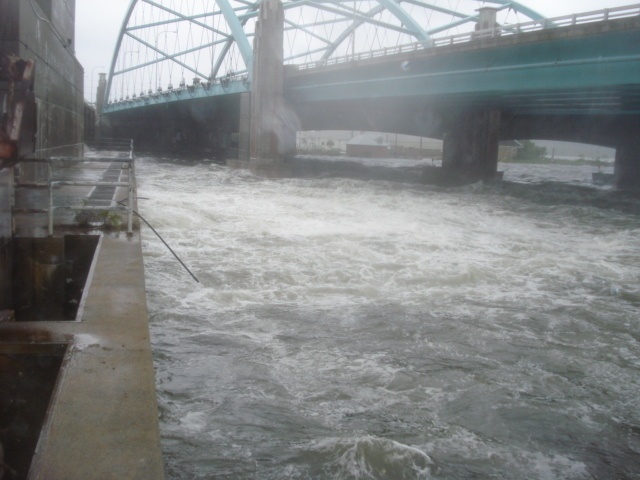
[84,163,124,207]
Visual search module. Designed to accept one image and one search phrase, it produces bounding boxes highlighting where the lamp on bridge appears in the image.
[154,30,177,92]
[476,7,499,32]
[90,65,105,106]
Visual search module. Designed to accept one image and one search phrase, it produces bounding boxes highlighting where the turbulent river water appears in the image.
[136,157,640,480]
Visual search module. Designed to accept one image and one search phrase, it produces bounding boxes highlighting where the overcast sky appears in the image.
[75,0,634,102]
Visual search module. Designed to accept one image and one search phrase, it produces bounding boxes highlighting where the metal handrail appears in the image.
[47,157,135,235]
[18,140,135,235]
[296,3,640,71]
[52,157,133,163]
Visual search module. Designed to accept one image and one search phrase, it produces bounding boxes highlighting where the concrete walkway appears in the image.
[0,231,165,479]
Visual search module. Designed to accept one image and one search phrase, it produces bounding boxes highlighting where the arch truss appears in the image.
[105,0,546,103]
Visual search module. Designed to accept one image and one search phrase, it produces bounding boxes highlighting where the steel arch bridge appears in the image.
[105,0,547,104]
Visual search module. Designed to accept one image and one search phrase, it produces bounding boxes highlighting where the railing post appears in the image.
[127,151,135,235]
[603,9,609,21]
[127,176,133,235]
[48,163,54,236]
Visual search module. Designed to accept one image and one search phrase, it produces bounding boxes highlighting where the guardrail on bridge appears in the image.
[296,4,640,71]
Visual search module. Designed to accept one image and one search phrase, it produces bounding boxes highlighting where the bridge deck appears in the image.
[285,16,640,116]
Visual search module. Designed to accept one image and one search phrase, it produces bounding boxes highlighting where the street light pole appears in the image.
[91,65,105,105]
[155,30,178,91]
[121,51,139,98]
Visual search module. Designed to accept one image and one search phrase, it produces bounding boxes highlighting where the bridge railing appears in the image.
[296,3,640,71]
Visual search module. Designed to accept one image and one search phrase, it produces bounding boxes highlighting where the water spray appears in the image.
[117,199,200,283]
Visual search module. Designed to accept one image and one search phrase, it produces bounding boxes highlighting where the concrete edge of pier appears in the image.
[0,230,165,479]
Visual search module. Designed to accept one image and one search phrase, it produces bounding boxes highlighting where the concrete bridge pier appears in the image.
[614,124,640,189]
[442,109,501,182]
[232,0,297,177]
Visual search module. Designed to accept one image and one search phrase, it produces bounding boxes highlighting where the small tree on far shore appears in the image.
[516,140,547,160]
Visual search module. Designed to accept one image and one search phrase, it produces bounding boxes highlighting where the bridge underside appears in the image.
[102,95,242,158]
[292,95,638,147]
[103,92,637,152]
[292,95,640,186]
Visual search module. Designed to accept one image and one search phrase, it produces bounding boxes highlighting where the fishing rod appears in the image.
[117,199,200,283]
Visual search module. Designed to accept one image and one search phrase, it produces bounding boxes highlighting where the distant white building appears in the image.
[499,140,523,161]
[346,133,390,158]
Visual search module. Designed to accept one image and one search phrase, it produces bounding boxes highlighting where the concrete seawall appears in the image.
[0,231,165,479]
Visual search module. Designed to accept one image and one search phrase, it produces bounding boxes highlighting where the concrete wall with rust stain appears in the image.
[1,0,84,158]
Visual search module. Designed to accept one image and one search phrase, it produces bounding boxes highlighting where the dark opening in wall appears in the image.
[11,235,100,321]
[0,343,67,480]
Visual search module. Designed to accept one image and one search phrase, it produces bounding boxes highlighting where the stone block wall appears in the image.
[1,0,84,158]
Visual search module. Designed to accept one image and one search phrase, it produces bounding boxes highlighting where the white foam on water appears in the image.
[137,158,640,479]
[178,410,208,435]
[502,451,589,480]
[306,436,432,479]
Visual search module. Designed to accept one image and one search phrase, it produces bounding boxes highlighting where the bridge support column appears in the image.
[238,92,251,162]
[232,0,297,177]
[442,109,501,182]
[614,132,640,189]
